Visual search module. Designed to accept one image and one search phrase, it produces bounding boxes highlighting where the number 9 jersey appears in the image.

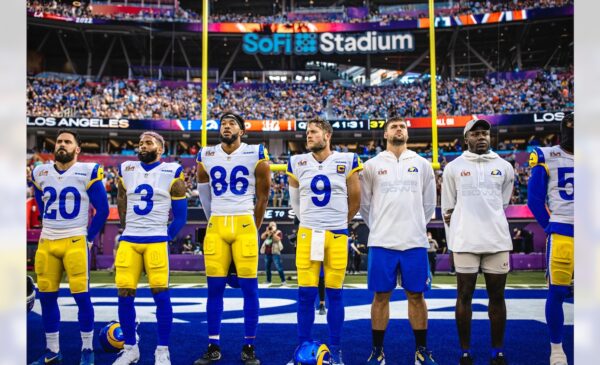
[118,161,184,242]
[287,152,362,231]
[196,143,269,216]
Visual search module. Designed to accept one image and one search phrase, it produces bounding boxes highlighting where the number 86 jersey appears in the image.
[197,143,269,216]
[287,152,362,231]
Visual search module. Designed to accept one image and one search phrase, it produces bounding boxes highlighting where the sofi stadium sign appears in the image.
[242,31,414,55]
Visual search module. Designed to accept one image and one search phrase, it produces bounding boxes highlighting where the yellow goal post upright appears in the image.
[428,0,441,171]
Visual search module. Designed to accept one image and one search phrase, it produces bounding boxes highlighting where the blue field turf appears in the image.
[27,287,573,365]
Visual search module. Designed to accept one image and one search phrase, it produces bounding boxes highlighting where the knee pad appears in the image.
[234,235,258,278]
[298,267,319,287]
[549,234,574,286]
[69,275,89,294]
[324,270,345,289]
[115,271,136,289]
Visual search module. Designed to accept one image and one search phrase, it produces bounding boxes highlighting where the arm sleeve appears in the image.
[502,164,516,209]
[422,162,437,223]
[168,198,188,240]
[527,165,550,229]
[34,187,44,219]
[441,165,457,215]
[87,180,109,242]
[359,165,372,227]
[289,186,300,220]
[198,182,212,221]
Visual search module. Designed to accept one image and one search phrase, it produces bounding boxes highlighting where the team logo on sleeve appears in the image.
[206,150,215,157]
[491,169,502,176]
[337,165,346,174]
[38,170,48,177]
[377,169,388,175]
[125,165,135,172]
[298,160,307,166]
[407,166,419,173]
[460,170,471,177]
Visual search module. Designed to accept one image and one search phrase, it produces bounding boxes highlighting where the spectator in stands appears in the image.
[427,231,439,276]
[110,228,123,274]
[182,234,194,254]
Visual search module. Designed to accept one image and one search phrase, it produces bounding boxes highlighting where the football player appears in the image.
[112,131,188,365]
[286,118,362,364]
[441,119,515,365]
[527,113,574,365]
[360,117,438,365]
[29,129,109,365]
[193,112,271,365]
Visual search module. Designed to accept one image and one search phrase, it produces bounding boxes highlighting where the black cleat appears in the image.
[193,344,222,365]
[459,353,473,365]
[240,344,260,365]
[490,352,507,365]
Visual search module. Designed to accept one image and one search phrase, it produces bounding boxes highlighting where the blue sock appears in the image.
[298,286,318,344]
[118,296,137,345]
[491,347,504,357]
[239,278,259,345]
[207,277,227,345]
[73,292,94,332]
[326,288,344,347]
[546,284,569,344]
[153,291,173,346]
[39,291,60,333]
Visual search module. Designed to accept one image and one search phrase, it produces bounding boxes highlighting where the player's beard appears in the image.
[54,148,75,164]
[138,150,158,163]
[220,132,239,145]
[387,135,406,146]
[308,140,327,153]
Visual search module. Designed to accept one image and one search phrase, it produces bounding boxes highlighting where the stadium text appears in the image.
[242,31,414,55]
[27,117,130,129]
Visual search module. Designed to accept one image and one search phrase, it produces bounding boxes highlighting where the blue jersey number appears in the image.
[43,186,82,220]
[133,184,154,215]
[209,166,250,196]
[310,174,331,207]
[557,167,574,201]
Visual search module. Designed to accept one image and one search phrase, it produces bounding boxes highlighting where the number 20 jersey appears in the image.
[119,161,183,242]
[197,143,269,216]
[31,162,102,239]
[287,152,362,231]
[530,145,574,225]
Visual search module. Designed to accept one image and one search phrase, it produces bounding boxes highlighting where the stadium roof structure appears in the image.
[27,3,572,81]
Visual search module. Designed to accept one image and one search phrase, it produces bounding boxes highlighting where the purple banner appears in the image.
[346,7,369,20]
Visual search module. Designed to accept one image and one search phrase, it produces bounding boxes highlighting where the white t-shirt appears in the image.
[360,150,436,251]
[441,151,514,253]
[31,162,102,240]
[287,151,362,231]
[197,143,268,216]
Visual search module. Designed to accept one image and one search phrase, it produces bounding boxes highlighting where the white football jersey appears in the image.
[119,160,183,242]
[287,152,362,231]
[197,143,269,216]
[31,162,102,240]
[531,146,574,225]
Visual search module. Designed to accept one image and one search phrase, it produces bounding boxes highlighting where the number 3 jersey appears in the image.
[287,152,362,231]
[31,162,103,240]
[119,161,183,242]
[197,143,269,216]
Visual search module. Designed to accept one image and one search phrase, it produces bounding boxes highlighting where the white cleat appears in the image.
[154,346,171,365]
[550,350,568,365]
[113,344,140,365]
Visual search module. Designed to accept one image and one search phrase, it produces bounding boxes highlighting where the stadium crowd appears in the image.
[27,0,572,24]
[27,71,573,120]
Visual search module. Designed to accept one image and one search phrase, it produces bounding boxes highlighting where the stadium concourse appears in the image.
[26,1,574,364]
